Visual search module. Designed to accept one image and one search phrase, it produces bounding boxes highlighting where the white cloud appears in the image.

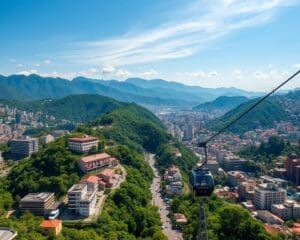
[233,69,242,80]
[63,0,298,66]
[101,65,116,74]
[139,69,158,77]
[291,63,300,69]
[208,70,218,77]
[35,63,40,67]
[17,64,23,68]
[115,69,131,78]
[17,69,38,76]
[9,58,17,62]
[254,71,269,80]
[43,59,51,64]
[183,70,218,78]
[184,71,206,78]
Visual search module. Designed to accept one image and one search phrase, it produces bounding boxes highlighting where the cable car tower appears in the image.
[190,70,300,240]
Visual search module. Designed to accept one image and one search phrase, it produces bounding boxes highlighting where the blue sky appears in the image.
[0,0,300,91]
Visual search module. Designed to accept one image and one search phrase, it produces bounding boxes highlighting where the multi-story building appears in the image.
[227,171,246,187]
[40,134,54,145]
[271,200,300,220]
[222,155,247,171]
[285,154,300,184]
[238,181,255,201]
[80,175,99,191]
[52,130,68,140]
[67,183,97,217]
[77,153,119,173]
[97,169,115,188]
[164,165,183,195]
[259,175,287,189]
[206,160,219,175]
[10,138,39,158]
[67,136,99,153]
[20,192,58,216]
[182,123,194,141]
[253,183,286,210]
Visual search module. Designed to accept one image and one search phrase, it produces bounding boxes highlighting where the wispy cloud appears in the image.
[64,0,298,66]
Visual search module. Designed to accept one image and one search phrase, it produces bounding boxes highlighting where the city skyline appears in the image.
[1,0,300,91]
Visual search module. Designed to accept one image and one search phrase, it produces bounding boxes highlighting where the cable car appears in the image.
[190,164,214,197]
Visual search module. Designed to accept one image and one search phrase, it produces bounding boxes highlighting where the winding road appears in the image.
[147,154,183,240]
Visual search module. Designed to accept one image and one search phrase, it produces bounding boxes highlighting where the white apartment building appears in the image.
[271,200,300,220]
[67,136,99,153]
[254,183,286,210]
[67,183,97,217]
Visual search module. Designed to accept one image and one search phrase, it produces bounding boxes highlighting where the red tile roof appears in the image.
[40,220,61,228]
[174,213,188,223]
[81,175,99,183]
[80,153,111,163]
[68,136,98,143]
[100,169,115,177]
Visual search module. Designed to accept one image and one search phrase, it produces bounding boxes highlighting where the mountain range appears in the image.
[206,89,300,134]
[0,74,263,107]
[193,96,249,113]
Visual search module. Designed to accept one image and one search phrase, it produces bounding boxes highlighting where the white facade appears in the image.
[271,201,300,220]
[67,137,99,153]
[67,183,97,217]
[254,183,286,210]
[40,134,54,145]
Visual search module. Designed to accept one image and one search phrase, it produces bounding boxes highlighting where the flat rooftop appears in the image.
[21,192,54,202]
[0,228,17,240]
[68,183,87,192]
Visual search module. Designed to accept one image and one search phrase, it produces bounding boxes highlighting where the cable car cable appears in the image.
[193,70,299,240]
[199,70,300,147]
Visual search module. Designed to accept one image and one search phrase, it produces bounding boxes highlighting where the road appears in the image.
[147,154,183,240]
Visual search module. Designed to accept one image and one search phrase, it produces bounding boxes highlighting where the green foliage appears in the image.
[155,142,198,174]
[63,145,166,240]
[193,96,248,112]
[206,98,289,134]
[0,212,46,240]
[91,103,168,152]
[171,194,271,240]
[0,178,13,216]
[0,94,124,123]
[7,138,81,198]
[239,136,289,163]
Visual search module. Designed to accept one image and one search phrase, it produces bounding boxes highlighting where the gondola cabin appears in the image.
[190,167,214,197]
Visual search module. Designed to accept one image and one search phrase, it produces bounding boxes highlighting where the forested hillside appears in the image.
[0,99,272,240]
[193,96,249,113]
[0,94,124,122]
[206,90,300,134]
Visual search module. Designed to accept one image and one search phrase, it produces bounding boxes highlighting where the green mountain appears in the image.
[90,103,167,152]
[0,74,263,107]
[193,96,249,113]
[206,95,292,134]
[0,94,125,122]
[2,96,270,239]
